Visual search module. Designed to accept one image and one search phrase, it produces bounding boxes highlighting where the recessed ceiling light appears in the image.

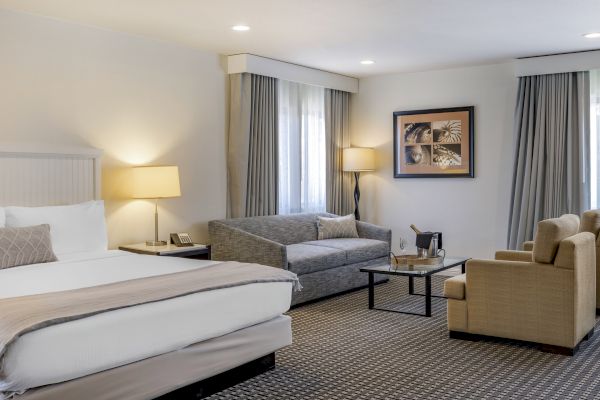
[583,32,600,39]
[360,60,375,65]
[232,25,250,32]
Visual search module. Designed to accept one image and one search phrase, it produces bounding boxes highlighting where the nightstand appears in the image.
[118,243,211,260]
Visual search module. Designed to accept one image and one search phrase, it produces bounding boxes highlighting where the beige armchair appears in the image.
[517,211,600,312]
[444,215,596,355]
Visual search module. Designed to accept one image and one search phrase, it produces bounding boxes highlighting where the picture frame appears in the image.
[393,106,474,178]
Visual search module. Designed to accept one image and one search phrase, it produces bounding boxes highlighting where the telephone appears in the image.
[170,233,194,247]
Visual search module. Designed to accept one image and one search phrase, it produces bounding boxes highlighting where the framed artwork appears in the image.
[393,106,474,178]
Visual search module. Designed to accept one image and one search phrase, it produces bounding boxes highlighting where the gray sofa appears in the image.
[208,213,391,305]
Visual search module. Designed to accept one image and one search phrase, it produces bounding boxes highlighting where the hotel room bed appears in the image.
[0,251,295,398]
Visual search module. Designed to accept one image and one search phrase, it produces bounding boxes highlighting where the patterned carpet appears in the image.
[208,276,600,399]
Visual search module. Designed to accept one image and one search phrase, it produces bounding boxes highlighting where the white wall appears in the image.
[0,9,227,248]
[351,63,517,258]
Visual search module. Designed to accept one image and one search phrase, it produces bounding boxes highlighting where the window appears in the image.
[278,80,326,214]
[591,69,600,208]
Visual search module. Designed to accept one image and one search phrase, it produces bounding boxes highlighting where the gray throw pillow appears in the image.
[317,214,359,240]
[0,224,58,269]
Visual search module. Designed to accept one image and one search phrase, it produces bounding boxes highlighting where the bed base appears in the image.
[156,353,275,400]
[17,316,291,400]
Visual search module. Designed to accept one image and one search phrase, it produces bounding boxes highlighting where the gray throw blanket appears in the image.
[0,261,299,382]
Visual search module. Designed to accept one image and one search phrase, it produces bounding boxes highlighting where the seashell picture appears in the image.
[393,106,474,178]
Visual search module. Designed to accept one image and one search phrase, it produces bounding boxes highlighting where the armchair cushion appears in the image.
[444,274,466,300]
[304,238,389,264]
[286,243,346,275]
[533,214,579,264]
[579,209,600,238]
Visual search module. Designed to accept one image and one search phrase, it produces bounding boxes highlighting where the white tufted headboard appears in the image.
[0,144,102,207]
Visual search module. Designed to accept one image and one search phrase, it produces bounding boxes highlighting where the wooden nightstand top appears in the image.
[118,243,210,258]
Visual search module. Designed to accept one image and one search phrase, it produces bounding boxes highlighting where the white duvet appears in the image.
[0,251,293,395]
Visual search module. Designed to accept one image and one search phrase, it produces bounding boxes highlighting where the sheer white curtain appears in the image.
[591,69,600,209]
[278,80,326,214]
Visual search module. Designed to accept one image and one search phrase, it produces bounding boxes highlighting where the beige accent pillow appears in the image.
[317,214,359,240]
[0,224,58,269]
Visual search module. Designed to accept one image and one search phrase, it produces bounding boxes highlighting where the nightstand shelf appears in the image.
[118,243,211,259]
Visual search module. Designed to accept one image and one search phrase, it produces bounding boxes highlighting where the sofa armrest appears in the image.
[495,250,532,262]
[208,221,287,269]
[523,240,535,251]
[356,221,391,246]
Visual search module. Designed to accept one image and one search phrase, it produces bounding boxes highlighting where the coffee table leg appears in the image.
[408,276,414,294]
[425,275,432,317]
[461,262,466,274]
[368,272,374,309]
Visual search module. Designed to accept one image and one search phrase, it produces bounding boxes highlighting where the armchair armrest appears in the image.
[356,220,391,246]
[495,250,532,262]
[208,221,287,269]
[522,240,535,251]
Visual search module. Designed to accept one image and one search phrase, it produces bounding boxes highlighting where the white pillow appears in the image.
[0,207,5,228]
[5,201,108,255]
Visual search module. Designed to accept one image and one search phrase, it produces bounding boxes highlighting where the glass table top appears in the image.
[360,257,470,276]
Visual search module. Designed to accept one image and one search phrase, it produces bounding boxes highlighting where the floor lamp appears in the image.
[343,147,375,221]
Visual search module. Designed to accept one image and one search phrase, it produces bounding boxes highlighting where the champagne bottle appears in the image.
[410,224,422,234]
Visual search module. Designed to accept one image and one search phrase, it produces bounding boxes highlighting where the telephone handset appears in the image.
[170,233,194,247]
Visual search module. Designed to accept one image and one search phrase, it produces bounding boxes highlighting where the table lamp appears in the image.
[131,165,181,246]
[343,147,375,221]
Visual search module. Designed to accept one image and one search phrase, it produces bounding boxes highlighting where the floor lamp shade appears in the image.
[131,165,181,246]
[342,148,375,221]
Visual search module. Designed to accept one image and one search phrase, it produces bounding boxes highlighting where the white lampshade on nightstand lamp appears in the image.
[131,165,181,246]
[343,147,375,221]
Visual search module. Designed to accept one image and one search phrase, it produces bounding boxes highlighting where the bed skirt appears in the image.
[17,315,292,400]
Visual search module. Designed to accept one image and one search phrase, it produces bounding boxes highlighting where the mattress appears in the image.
[0,251,293,395]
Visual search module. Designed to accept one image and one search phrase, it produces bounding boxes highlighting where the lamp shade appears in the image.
[343,148,375,172]
[131,165,181,199]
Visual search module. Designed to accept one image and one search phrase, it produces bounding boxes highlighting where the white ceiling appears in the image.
[1,0,600,77]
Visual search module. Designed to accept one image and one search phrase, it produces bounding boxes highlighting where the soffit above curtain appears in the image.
[227,54,359,93]
[514,49,600,77]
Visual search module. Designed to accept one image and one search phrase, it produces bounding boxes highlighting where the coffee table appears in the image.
[360,257,470,317]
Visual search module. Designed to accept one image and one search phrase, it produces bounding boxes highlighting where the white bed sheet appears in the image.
[0,251,293,394]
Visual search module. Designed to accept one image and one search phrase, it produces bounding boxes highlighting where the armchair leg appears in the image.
[596,308,600,316]
[584,327,595,341]
[539,344,577,356]
[449,331,480,341]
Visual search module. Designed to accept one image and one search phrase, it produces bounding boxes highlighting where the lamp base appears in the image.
[146,240,167,247]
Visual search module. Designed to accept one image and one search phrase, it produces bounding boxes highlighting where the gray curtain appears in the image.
[325,88,354,216]
[507,72,590,249]
[227,73,278,218]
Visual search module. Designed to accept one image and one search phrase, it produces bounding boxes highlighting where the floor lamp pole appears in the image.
[353,171,361,221]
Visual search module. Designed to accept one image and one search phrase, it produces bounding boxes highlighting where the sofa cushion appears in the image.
[304,238,389,264]
[444,274,466,300]
[286,243,346,275]
[533,214,579,264]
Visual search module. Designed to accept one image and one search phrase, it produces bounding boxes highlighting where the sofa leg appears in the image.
[449,331,480,342]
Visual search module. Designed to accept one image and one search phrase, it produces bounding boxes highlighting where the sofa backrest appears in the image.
[216,213,336,245]
[579,209,600,242]
[533,214,580,264]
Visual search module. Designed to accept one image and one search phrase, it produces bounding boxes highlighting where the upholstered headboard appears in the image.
[0,144,102,207]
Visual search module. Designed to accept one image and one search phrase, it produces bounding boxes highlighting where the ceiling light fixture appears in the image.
[583,32,600,39]
[232,25,250,32]
[360,60,375,65]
